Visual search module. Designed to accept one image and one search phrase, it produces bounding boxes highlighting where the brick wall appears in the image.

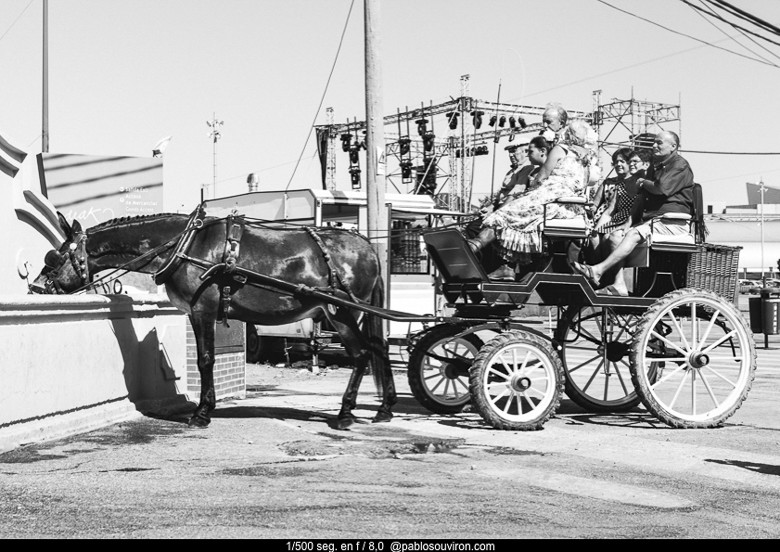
[185,320,246,401]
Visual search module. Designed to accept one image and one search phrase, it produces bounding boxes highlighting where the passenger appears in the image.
[572,131,694,295]
[468,117,600,267]
[628,148,652,178]
[465,136,551,279]
[587,147,643,294]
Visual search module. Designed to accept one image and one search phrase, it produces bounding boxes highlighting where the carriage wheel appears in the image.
[557,307,643,412]
[630,288,757,428]
[469,330,564,431]
[407,324,483,414]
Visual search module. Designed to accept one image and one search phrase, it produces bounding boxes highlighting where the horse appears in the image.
[29,207,394,430]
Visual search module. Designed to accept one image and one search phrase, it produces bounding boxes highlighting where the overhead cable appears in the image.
[595,0,779,68]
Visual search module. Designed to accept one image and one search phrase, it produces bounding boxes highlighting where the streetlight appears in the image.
[206,114,224,199]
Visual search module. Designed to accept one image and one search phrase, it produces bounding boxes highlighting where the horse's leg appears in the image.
[327,307,394,427]
[366,312,395,424]
[188,311,217,427]
[325,309,371,430]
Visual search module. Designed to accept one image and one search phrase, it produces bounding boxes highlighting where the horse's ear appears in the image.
[71,219,83,235]
[57,212,73,240]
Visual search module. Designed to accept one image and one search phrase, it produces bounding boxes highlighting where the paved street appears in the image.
[1,301,779,538]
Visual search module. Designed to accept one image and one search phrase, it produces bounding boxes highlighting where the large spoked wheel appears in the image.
[469,330,564,431]
[630,288,757,428]
[558,307,643,412]
[407,324,484,414]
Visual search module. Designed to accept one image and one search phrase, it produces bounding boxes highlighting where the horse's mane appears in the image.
[88,213,187,233]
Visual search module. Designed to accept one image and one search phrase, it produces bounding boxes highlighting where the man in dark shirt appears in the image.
[573,130,694,294]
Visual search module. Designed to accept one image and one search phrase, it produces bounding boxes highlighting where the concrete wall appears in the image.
[0,293,244,453]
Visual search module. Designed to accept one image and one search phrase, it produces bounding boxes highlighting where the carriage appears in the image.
[31,188,755,432]
[407,191,755,430]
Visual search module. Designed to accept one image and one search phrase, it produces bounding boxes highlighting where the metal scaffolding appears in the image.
[316,84,678,211]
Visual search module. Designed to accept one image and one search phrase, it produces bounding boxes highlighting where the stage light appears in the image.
[340,133,352,152]
[518,117,527,128]
[499,116,506,128]
[416,118,428,136]
[508,116,516,128]
[489,115,497,127]
[446,111,459,130]
[471,110,484,129]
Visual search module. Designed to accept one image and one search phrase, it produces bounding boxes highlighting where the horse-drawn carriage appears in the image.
[30,191,754,432]
[408,193,754,430]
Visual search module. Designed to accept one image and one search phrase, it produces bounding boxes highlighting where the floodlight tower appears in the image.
[206,113,224,199]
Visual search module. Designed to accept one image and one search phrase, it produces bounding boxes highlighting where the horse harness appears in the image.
[156,209,360,325]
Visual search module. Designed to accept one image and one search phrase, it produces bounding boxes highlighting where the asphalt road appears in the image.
[1,294,779,539]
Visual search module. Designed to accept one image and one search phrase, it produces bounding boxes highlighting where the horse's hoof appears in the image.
[372,412,393,424]
[187,416,210,428]
[336,415,356,430]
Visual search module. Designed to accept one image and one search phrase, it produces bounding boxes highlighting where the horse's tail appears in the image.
[366,273,390,396]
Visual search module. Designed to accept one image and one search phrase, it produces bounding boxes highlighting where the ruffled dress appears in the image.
[481,144,592,263]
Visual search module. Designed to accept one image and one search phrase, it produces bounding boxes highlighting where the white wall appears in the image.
[0,294,190,453]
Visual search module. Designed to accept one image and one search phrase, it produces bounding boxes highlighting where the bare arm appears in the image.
[532,144,565,186]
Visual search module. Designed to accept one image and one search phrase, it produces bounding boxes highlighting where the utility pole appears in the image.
[760,178,766,286]
[42,0,49,153]
[206,114,223,200]
[364,0,388,309]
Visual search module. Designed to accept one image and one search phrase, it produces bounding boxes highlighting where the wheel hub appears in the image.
[688,351,710,369]
[441,363,460,380]
[510,373,532,392]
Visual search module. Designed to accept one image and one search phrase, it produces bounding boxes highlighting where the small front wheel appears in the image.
[407,324,483,414]
[469,330,564,431]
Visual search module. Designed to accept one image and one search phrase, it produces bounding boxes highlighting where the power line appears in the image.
[284,0,355,191]
[708,0,780,36]
[595,0,780,68]
[684,0,780,51]
[682,150,780,155]
[0,0,34,44]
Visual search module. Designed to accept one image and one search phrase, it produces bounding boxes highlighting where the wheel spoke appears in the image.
[667,368,689,410]
[612,361,632,394]
[698,369,721,408]
[698,310,721,347]
[700,330,737,355]
[650,329,689,357]
[649,362,686,387]
[567,352,603,374]
[701,364,740,388]
[581,358,604,394]
[666,311,691,351]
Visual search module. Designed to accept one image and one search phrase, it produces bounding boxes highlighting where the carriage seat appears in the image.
[541,197,592,240]
[648,212,696,253]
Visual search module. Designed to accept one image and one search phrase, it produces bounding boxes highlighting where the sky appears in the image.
[1,0,779,213]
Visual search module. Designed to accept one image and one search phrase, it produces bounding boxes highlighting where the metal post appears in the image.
[206,114,223,200]
[42,0,49,153]
[760,179,765,287]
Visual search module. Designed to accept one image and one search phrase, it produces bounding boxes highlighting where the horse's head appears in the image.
[29,214,88,294]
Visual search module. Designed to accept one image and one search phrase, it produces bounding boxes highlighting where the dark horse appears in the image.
[30,208,394,429]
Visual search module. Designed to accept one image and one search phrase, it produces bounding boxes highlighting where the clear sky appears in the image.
[1,0,778,213]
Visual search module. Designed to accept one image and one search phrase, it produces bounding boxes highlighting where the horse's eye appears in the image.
[44,250,62,268]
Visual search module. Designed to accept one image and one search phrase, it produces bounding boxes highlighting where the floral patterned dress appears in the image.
[481,144,591,264]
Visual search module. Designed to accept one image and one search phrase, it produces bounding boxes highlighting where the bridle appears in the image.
[35,232,91,294]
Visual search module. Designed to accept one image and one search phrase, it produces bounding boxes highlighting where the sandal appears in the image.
[571,261,601,286]
[596,285,628,297]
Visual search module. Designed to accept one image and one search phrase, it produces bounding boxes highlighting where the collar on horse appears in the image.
[153,204,207,285]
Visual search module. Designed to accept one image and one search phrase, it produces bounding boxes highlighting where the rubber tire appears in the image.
[407,324,483,414]
[469,330,564,431]
[629,288,757,428]
[558,307,643,412]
